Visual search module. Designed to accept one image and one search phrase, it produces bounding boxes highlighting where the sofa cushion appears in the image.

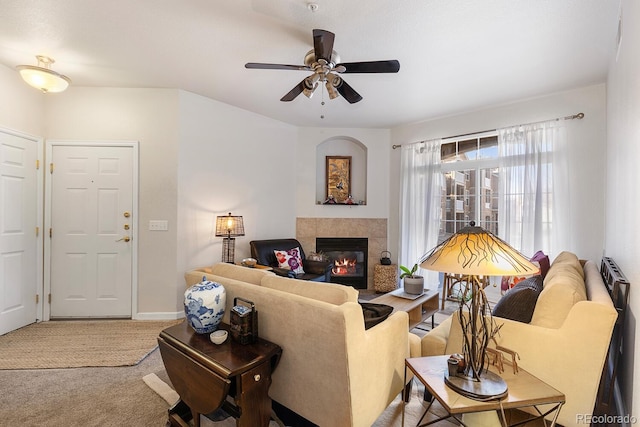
[492,275,543,323]
[530,255,587,328]
[260,275,358,305]
[274,247,305,275]
[208,262,274,285]
[546,251,584,281]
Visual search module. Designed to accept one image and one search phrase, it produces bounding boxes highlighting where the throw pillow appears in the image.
[492,275,543,323]
[500,250,550,293]
[274,247,305,275]
[530,250,551,279]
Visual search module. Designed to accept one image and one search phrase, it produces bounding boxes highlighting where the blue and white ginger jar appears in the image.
[184,276,226,334]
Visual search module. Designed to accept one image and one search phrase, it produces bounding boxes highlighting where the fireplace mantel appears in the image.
[296,218,388,290]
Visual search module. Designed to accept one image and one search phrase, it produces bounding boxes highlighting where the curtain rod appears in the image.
[391,112,584,149]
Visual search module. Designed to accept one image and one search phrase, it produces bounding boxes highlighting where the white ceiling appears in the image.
[0,0,620,128]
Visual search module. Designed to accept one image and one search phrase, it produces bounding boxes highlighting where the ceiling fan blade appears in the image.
[335,78,363,104]
[313,29,335,62]
[280,80,306,102]
[336,60,400,73]
[245,62,310,71]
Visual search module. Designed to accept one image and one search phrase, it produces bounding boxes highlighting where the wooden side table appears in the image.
[370,289,439,329]
[374,264,398,292]
[404,355,565,426]
[158,322,282,427]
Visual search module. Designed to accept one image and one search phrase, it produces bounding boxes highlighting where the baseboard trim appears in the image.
[134,311,184,320]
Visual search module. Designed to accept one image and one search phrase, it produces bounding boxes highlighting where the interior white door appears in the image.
[50,145,133,318]
[0,132,38,335]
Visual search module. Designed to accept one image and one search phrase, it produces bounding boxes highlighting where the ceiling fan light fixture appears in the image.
[16,55,71,93]
[303,74,320,98]
[325,81,339,99]
[325,74,340,99]
[246,29,399,104]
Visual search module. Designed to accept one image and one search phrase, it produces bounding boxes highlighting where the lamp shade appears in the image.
[215,213,245,237]
[419,222,539,277]
[16,55,71,93]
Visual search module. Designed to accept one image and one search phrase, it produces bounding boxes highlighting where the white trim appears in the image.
[44,140,139,320]
[135,311,184,321]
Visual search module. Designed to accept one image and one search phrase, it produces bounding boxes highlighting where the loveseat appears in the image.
[185,263,421,427]
[421,251,618,427]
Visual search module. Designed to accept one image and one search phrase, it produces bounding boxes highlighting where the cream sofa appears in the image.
[185,263,421,427]
[421,252,617,427]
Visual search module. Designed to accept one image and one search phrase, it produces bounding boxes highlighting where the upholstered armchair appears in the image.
[249,238,331,282]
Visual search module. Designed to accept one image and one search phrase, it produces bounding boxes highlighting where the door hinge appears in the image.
[36,226,39,237]
[50,163,54,174]
[48,294,51,304]
[49,228,52,238]
[36,294,39,304]
[36,159,40,170]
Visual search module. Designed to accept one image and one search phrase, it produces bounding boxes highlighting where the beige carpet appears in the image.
[0,319,181,369]
[144,370,441,426]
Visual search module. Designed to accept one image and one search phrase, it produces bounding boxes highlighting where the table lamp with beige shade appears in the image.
[419,221,539,400]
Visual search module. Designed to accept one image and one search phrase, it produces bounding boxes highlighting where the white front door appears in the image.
[49,144,134,318]
[0,131,39,335]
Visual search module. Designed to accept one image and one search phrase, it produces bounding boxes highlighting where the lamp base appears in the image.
[444,370,508,401]
[221,237,236,263]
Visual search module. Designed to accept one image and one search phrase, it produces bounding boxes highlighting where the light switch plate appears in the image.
[149,220,168,231]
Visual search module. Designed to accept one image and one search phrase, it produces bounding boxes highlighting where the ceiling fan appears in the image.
[245,29,400,104]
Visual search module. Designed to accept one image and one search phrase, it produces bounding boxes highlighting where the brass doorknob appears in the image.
[116,236,131,242]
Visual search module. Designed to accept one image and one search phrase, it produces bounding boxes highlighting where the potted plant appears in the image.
[399,263,425,295]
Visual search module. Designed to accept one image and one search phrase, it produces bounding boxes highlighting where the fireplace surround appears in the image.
[296,217,388,290]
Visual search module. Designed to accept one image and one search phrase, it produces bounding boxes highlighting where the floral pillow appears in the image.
[274,247,305,275]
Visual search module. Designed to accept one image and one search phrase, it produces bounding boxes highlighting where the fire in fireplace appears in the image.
[316,237,368,289]
[332,257,358,276]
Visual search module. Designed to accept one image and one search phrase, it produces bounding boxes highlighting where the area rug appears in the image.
[0,319,181,369]
[144,367,446,427]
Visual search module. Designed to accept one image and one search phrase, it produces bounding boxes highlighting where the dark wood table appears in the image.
[158,321,282,427]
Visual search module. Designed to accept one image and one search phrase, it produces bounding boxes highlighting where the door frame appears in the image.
[43,140,139,321]
[0,126,44,325]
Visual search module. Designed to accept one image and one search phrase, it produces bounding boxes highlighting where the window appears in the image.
[439,134,498,243]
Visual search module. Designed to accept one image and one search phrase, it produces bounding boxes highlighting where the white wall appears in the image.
[605,0,639,419]
[44,87,180,317]
[177,91,298,304]
[389,84,608,264]
[0,64,44,136]
[296,127,391,219]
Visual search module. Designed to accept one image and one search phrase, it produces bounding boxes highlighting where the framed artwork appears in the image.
[326,156,351,203]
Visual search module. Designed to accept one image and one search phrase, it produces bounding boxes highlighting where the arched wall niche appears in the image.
[315,136,367,205]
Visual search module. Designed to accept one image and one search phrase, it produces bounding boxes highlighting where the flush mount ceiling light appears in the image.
[16,55,71,93]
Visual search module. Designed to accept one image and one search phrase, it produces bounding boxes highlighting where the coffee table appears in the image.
[370,288,439,330]
[404,355,565,427]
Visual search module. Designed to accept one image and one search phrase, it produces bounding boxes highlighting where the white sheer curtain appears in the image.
[498,122,570,258]
[399,139,443,288]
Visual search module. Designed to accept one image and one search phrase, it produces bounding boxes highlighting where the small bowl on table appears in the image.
[241,258,257,268]
[210,329,228,345]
